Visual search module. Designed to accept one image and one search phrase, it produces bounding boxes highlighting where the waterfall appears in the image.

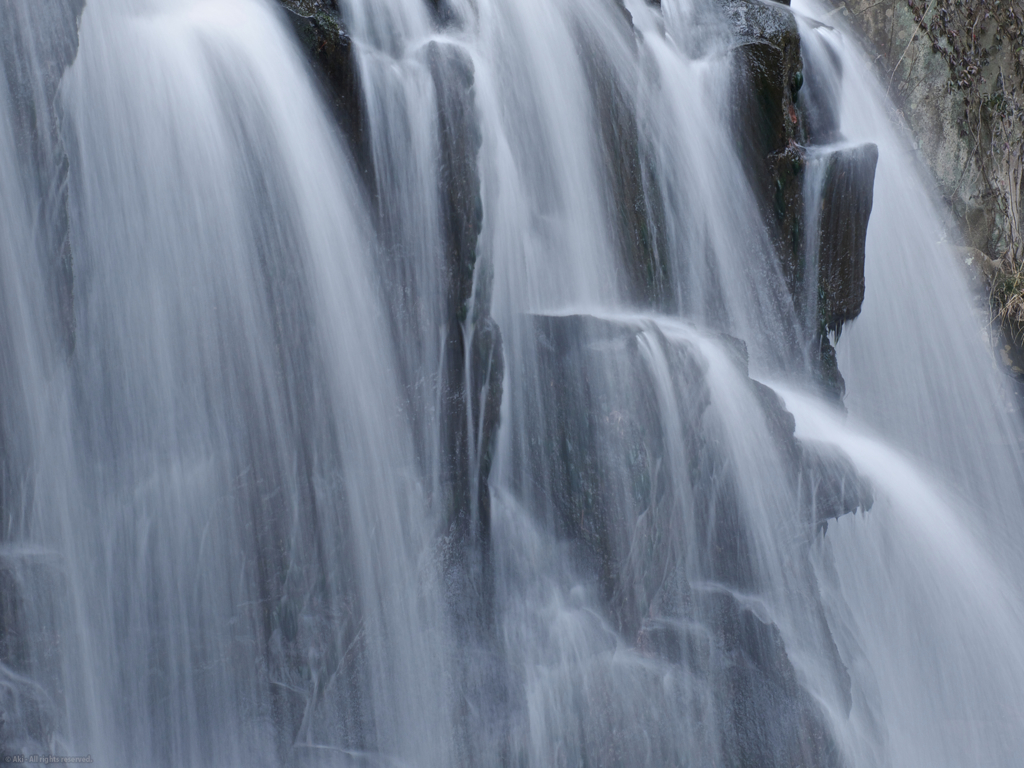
[2,0,454,763]
[1,0,1021,766]
[792,5,1024,764]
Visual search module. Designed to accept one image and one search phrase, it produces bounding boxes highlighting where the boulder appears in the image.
[728,0,805,157]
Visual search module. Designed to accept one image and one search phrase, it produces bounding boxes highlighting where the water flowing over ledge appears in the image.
[1,0,1022,766]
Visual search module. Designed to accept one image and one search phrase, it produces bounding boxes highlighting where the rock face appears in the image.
[576,18,669,307]
[726,0,877,401]
[273,2,876,762]
[827,0,1024,388]
[828,0,1022,258]
[428,42,483,330]
[425,40,504,628]
[278,3,503,626]
[809,142,879,400]
[728,0,807,294]
[802,441,874,530]
[0,0,85,754]
[523,313,862,767]
[817,143,879,334]
[279,1,371,185]
[274,0,877,573]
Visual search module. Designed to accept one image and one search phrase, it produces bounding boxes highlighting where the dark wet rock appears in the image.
[801,440,874,529]
[751,378,801,467]
[424,41,505,632]
[800,142,876,403]
[525,313,870,609]
[726,0,809,316]
[574,16,670,308]
[691,591,841,768]
[728,0,804,157]
[425,0,459,28]
[527,315,632,607]
[816,333,846,402]
[427,41,484,327]
[749,360,872,532]
[770,144,810,298]
[725,0,876,404]
[638,567,844,767]
[470,317,504,547]
[283,12,502,634]
[439,314,507,763]
[0,0,84,358]
[718,606,841,768]
[526,315,706,624]
[799,22,844,145]
[279,1,372,185]
[442,319,505,761]
[443,314,504,629]
[753,372,872,529]
[427,39,483,536]
[521,313,865,766]
[816,142,878,334]
[0,3,83,749]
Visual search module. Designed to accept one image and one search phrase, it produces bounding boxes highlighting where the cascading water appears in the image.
[2,1,455,764]
[1,0,1021,767]
[790,5,1024,764]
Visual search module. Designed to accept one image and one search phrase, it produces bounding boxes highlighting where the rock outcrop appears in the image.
[575,16,670,307]
[728,0,807,293]
[817,143,878,334]
[279,1,372,187]
[524,313,862,767]
[810,142,878,399]
[273,4,877,763]
[726,0,877,402]
[277,3,504,626]
[828,0,1024,388]
[425,40,504,628]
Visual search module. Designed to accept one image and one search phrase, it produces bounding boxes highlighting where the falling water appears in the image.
[1,0,1022,766]
[2,0,454,764]
[791,4,1024,765]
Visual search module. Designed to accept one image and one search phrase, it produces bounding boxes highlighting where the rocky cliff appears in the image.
[827,0,1024,381]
